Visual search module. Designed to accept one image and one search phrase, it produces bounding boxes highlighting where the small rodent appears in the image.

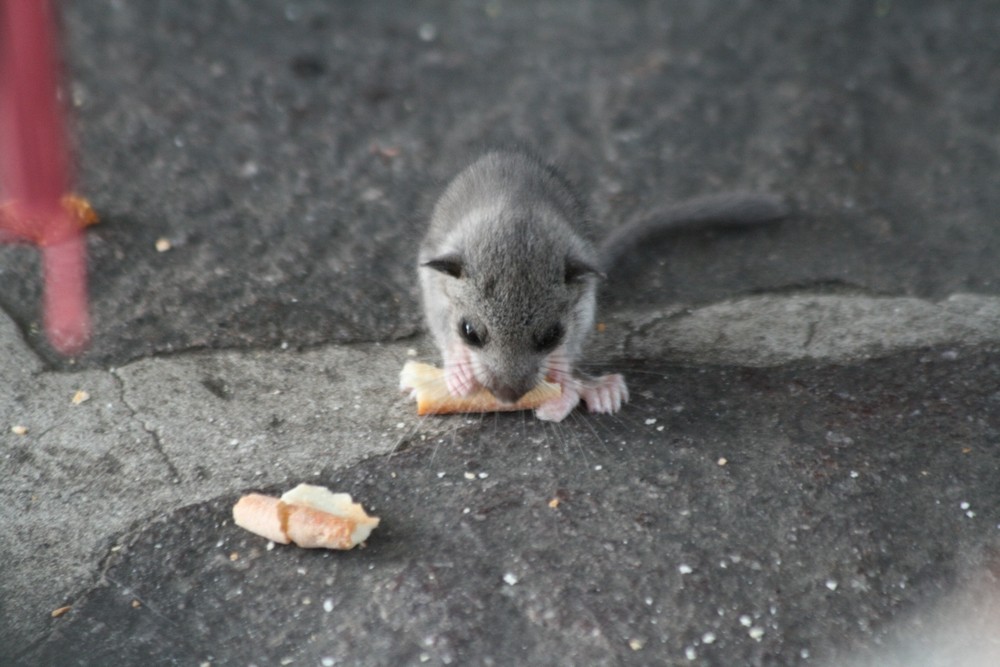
[418,150,786,422]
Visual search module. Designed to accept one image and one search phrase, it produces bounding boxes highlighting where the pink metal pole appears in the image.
[0,0,90,355]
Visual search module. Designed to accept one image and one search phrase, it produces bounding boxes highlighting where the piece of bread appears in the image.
[232,484,379,550]
[399,361,561,415]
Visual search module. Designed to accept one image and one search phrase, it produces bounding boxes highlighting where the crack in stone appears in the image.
[0,307,49,379]
[619,306,693,359]
[11,513,181,663]
[802,319,819,350]
[109,369,183,483]
[621,312,664,359]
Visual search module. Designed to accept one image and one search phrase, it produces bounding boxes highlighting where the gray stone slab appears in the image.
[1,0,998,368]
[616,293,1000,366]
[5,291,1000,662]
[13,345,1000,666]
[0,310,426,655]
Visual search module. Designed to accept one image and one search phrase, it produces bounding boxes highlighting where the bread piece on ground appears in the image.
[399,361,561,415]
[232,484,379,550]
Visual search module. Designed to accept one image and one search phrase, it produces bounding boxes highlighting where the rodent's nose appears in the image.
[492,385,527,404]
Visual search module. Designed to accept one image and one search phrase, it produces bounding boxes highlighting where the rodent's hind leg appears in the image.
[444,341,480,397]
[579,373,628,414]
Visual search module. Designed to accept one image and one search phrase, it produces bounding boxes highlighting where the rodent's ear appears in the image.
[564,256,604,284]
[422,254,465,279]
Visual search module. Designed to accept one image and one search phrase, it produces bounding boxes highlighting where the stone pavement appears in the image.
[2,1,999,665]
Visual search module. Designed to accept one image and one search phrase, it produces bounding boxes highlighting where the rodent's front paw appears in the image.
[535,390,581,422]
[580,374,628,414]
[444,361,480,397]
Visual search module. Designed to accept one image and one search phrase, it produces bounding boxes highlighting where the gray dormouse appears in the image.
[417,150,786,422]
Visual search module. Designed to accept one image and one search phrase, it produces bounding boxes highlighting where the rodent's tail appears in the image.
[598,192,788,269]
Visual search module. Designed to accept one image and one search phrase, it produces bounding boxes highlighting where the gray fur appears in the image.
[418,149,786,406]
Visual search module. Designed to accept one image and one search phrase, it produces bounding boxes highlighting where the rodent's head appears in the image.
[422,223,600,403]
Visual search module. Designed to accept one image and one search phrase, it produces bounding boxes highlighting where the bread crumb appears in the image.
[548,498,560,509]
[155,237,172,252]
[233,485,380,550]
[11,424,28,435]
[71,390,90,405]
[51,605,72,618]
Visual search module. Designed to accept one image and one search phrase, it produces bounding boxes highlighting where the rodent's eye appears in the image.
[459,318,485,348]
[534,323,564,353]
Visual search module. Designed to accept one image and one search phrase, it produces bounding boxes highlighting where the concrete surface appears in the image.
[2,0,1000,665]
